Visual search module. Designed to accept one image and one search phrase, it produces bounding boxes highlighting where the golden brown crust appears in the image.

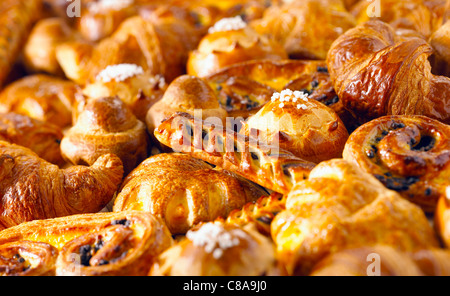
[240,90,349,163]
[187,23,288,77]
[154,112,316,195]
[0,112,64,166]
[61,96,148,175]
[326,20,450,124]
[343,115,450,212]
[0,211,173,276]
[435,194,450,247]
[271,159,439,275]
[149,221,285,276]
[250,0,356,60]
[0,74,78,128]
[145,75,228,137]
[113,153,267,234]
[0,141,124,230]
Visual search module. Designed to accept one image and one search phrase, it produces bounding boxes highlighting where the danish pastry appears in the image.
[0,112,64,166]
[0,211,173,276]
[250,0,356,60]
[145,75,228,138]
[61,96,148,175]
[326,20,450,124]
[187,16,288,77]
[240,89,349,163]
[271,159,439,275]
[0,74,78,128]
[343,115,450,212]
[153,112,316,195]
[149,221,285,276]
[113,153,267,234]
[0,141,123,230]
[310,245,450,276]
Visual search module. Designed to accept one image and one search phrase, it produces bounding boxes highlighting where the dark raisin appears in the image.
[111,219,131,227]
[317,66,328,73]
[425,188,432,196]
[256,215,272,225]
[250,152,259,160]
[311,80,319,88]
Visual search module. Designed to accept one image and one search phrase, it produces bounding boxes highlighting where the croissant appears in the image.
[154,112,316,195]
[343,115,450,213]
[0,112,64,166]
[0,0,42,89]
[61,96,148,175]
[23,17,80,76]
[113,153,267,234]
[0,141,124,230]
[145,75,228,138]
[250,0,357,60]
[187,16,288,77]
[149,221,285,276]
[429,20,450,76]
[203,59,356,127]
[56,14,201,85]
[240,89,349,163]
[310,245,450,276]
[0,74,78,128]
[326,20,450,124]
[271,159,439,275]
[0,211,173,276]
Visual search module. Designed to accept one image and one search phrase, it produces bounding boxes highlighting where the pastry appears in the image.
[271,159,439,275]
[61,96,148,175]
[250,0,356,60]
[0,0,42,89]
[149,221,285,276]
[310,245,450,276]
[203,59,356,127]
[0,112,64,166]
[435,188,450,247]
[81,64,167,122]
[187,15,288,77]
[113,153,268,234]
[326,20,450,124]
[0,141,123,230]
[343,115,450,212]
[145,75,228,138]
[0,74,78,128]
[154,112,316,195]
[240,89,349,163]
[0,211,173,276]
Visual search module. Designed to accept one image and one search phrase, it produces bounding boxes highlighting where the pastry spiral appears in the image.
[149,221,284,276]
[61,96,148,175]
[154,112,316,195]
[240,89,349,163]
[113,153,267,234]
[271,158,439,275]
[0,112,64,166]
[326,20,450,124]
[0,141,124,230]
[343,115,450,212]
[0,211,173,276]
[0,74,77,128]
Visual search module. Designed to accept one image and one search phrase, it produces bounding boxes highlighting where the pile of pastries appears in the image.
[0,0,450,276]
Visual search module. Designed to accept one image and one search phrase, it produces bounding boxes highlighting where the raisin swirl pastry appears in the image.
[343,115,450,213]
[310,245,450,276]
[326,20,450,124]
[0,241,58,276]
[0,112,64,166]
[271,159,439,275]
[0,74,78,128]
[154,112,316,195]
[0,141,124,230]
[187,16,288,77]
[113,153,267,235]
[61,96,148,175]
[0,211,173,276]
[149,221,285,276]
[240,89,349,163]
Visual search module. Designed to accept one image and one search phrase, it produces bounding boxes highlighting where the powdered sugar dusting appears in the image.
[271,89,309,109]
[208,16,247,34]
[96,64,144,83]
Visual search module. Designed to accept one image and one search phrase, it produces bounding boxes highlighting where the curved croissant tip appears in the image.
[92,153,124,171]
